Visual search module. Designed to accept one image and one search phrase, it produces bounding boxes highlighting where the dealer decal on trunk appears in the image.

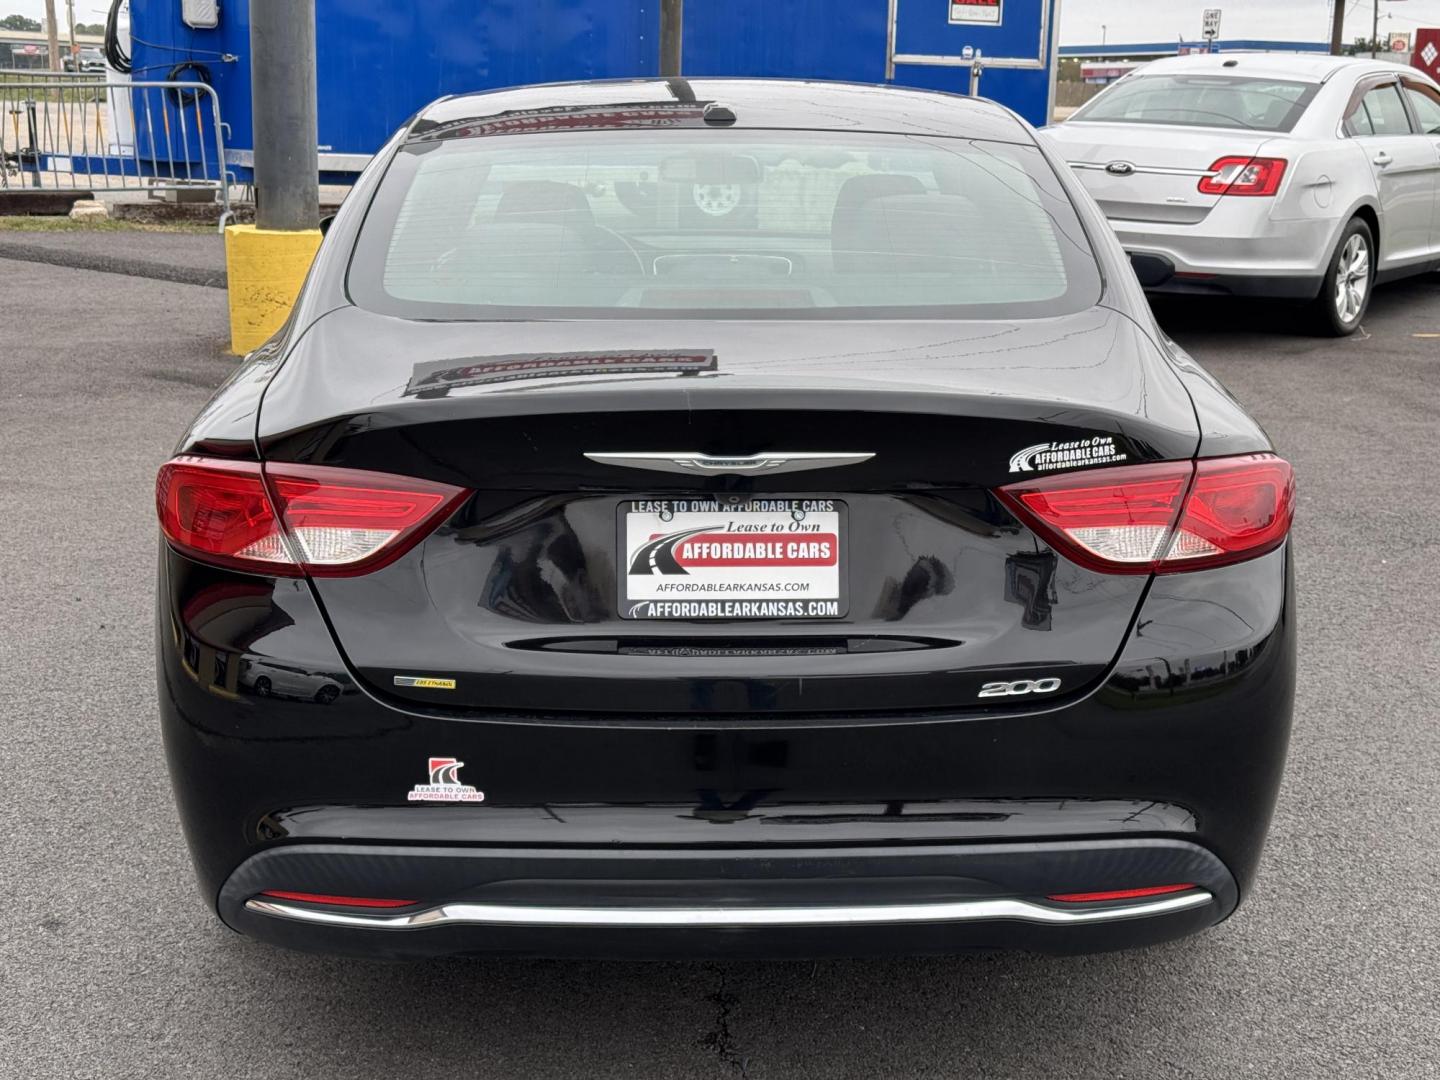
[1008,435,1128,473]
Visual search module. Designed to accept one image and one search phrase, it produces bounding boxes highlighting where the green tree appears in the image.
[74,22,105,35]
[0,14,44,31]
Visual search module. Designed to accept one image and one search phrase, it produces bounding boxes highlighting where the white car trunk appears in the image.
[1045,122,1275,224]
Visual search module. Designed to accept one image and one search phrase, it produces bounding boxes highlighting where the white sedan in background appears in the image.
[1044,53,1440,334]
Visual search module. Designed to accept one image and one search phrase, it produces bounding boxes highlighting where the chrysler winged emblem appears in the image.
[583,452,874,476]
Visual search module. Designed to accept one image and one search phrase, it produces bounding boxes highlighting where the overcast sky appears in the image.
[1057,0,1440,46]
[8,1,1440,48]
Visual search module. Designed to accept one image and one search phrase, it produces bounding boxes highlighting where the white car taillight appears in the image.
[1198,156,1288,197]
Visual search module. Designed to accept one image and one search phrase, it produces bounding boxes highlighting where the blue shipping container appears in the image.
[126,0,1058,181]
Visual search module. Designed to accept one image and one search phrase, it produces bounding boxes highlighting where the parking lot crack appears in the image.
[700,962,750,1078]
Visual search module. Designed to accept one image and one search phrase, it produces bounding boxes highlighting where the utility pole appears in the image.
[65,0,76,66]
[1373,0,1380,58]
[1329,0,1344,55]
[43,0,60,71]
[660,0,684,77]
[249,0,320,230]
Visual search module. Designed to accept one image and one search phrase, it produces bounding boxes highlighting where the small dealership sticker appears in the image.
[408,757,485,803]
[1008,435,1128,474]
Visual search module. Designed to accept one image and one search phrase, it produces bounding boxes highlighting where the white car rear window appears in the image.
[1073,74,1319,133]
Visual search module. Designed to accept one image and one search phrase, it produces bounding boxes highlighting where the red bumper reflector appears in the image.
[1047,883,1197,903]
[258,890,416,908]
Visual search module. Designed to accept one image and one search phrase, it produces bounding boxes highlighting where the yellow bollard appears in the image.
[222,224,321,355]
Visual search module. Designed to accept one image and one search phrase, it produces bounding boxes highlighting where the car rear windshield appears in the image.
[1071,74,1319,132]
[348,128,1100,320]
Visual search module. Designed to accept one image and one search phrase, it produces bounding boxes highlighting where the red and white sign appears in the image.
[949,0,1002,27]
[1413,29,1440,76]
[407,757,484,803]
[622,499,844,620]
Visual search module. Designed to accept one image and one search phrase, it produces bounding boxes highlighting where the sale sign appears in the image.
[950,0,1002,26]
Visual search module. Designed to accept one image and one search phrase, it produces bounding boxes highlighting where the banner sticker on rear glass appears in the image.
[1009,436,1128,474]
[403,349,717,396]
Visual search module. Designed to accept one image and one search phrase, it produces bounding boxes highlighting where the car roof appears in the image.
[411,77,1034,144]
[1133,52,1418,83]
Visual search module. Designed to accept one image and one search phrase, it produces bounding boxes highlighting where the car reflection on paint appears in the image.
[239,659,342,705]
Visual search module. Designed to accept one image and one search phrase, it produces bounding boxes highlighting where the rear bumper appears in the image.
[1128,254,1323,300]
[221,839,1234,958]
[159,545,1295,958]
[1115,213,1336,299]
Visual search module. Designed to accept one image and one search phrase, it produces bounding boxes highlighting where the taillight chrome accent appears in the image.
[156,456,469,577]
[257,890,417,908]
[1047,883,1197,903]
[996,453,1294,575]
[1198,156,1288,197]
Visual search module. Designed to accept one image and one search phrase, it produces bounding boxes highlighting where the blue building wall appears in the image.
[128,0,1057,180]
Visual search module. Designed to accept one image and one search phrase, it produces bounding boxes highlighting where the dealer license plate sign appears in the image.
[620,498,846,620]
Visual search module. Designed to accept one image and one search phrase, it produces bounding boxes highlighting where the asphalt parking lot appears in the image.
[2,248,1437,1079]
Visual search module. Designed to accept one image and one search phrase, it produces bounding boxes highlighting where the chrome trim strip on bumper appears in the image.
[244,889,1213,930]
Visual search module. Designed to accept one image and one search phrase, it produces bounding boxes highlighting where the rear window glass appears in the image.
[348,129,1100,320]
[1072,74,1319,132]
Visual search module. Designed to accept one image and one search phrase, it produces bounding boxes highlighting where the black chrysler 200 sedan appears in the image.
[156,79,1295,958]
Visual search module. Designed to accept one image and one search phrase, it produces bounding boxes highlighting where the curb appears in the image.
[0,238,227,289]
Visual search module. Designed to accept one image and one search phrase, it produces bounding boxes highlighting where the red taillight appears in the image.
[996,453,1294,575]
[156,456,469,577]
[1198,156,1287,197]
[1047,883,1196,903]
[258,890,416,908]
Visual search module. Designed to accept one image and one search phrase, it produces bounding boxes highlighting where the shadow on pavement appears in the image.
[1149,274,1438,343]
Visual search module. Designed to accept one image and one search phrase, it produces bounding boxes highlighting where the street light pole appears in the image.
[1372,0,1408,58]
[249,0,320,231]
[225,0,325,355]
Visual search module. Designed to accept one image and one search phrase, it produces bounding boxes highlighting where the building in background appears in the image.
[0,28,104,69]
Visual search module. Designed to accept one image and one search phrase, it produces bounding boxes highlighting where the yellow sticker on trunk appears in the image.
[393,676,457,690]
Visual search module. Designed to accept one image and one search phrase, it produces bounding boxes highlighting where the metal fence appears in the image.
[0,76,231,221]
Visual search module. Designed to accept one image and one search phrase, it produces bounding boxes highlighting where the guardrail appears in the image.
[0,78,232,222]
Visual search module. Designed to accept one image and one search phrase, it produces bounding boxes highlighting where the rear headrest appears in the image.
[834,172,927,212]
[837,193,980,275]
[496,181,595,228]
[831,174,927,271]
